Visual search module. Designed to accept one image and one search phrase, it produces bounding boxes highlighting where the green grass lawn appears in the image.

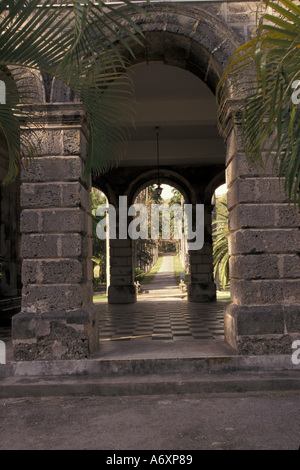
[140,255,164,285]
[92,253,231,302]
[216,290,231,300]
[172,253,190,285]
[93,294,107,300]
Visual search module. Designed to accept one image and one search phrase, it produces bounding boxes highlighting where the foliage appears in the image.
[0,0,149,184]
[173,253,189,285]
[134,186,161,270]
[134,267,146,282]
[212,199,230,289]
[91,188,107,283]
[217,0,300,207]
[169,188,182,206]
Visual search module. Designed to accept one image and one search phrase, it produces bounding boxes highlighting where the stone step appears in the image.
[1,370,300,398]
[2,354,299,378]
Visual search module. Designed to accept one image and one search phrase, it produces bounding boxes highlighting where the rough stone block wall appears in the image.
[108,206,136,303]
[12,107,99,360]
[225,128,300,354]
[188,204,216,301]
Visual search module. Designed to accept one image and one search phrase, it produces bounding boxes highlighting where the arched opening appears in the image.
[212,183,230,301]
[132,183,189,301]
[10,4,246,359]
[0,66,26,329]
[0,130,22,327]
[91,187,109,303]
[93,15,234,350]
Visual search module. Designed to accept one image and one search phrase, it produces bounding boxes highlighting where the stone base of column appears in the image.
[225,303,300,355]
[108,285,137,304]
[188,282,216,302]
[12,306,99,361]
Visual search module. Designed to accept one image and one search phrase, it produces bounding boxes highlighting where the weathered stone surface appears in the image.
[229,229,300,255]
[224,303,300,354]
[283,255,300,278]
[226,151,278,182]
[188,282,216,302]
[20,208,85,233]
[21,182,89,209]
[236,334,298,355]
[21,284,89,313]
[22,260,83,285]
[9,2,300,360]
[12,307,99,360]
[21,156,83,183]
[227,178,287,210]
[229,254,279,280]
[227,304,285,335]
[21,233,83,258]
[229,205,276,230]
[275,205,300,228]
[108,285,136,304]
[284,305,300,333]
[62,129,81,155]
[230,279,300,305]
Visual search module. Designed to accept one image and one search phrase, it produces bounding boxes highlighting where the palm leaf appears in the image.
[217,0,300,207]
[0,1,149,184]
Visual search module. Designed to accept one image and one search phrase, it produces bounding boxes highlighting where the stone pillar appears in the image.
[188,204,216,302]
[12,104,99,360]
[107,196,136,304]
[225,127,300,354]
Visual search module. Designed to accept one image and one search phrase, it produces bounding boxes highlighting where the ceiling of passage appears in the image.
[120,62,225,168]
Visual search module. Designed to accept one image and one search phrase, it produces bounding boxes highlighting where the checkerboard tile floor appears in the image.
[0,303,227,346]
[99,301,226,342]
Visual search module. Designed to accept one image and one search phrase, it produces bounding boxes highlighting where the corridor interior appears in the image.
[0,255,234,361]
[94,254,234,360]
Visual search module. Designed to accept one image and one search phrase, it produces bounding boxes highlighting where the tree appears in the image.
[217,0,300,207]
[212,198,230,290]
[0,0,149,184]
[169,188,181,206]
[91,188,107,284]
[134,186,161,271]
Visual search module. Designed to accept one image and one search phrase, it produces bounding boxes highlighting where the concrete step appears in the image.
[2,354,299,377]
[1,354,300,398]
[1,370,300,398]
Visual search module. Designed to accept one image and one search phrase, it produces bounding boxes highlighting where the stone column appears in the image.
[12,104,99,360]
[225,126,300,354]
[107,196,136,304]
[188,204,216,302]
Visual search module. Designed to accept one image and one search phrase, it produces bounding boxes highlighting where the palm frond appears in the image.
[0,1,149,184]
[217,0,300,207]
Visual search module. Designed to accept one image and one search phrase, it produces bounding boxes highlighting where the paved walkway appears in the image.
[0,255,233,360]
[141,253,182,300]
[95,254,233,360]
[1,392,300,450]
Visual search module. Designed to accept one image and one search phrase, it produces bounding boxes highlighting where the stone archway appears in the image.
[114,3,240,88]
[11,3,300,359]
